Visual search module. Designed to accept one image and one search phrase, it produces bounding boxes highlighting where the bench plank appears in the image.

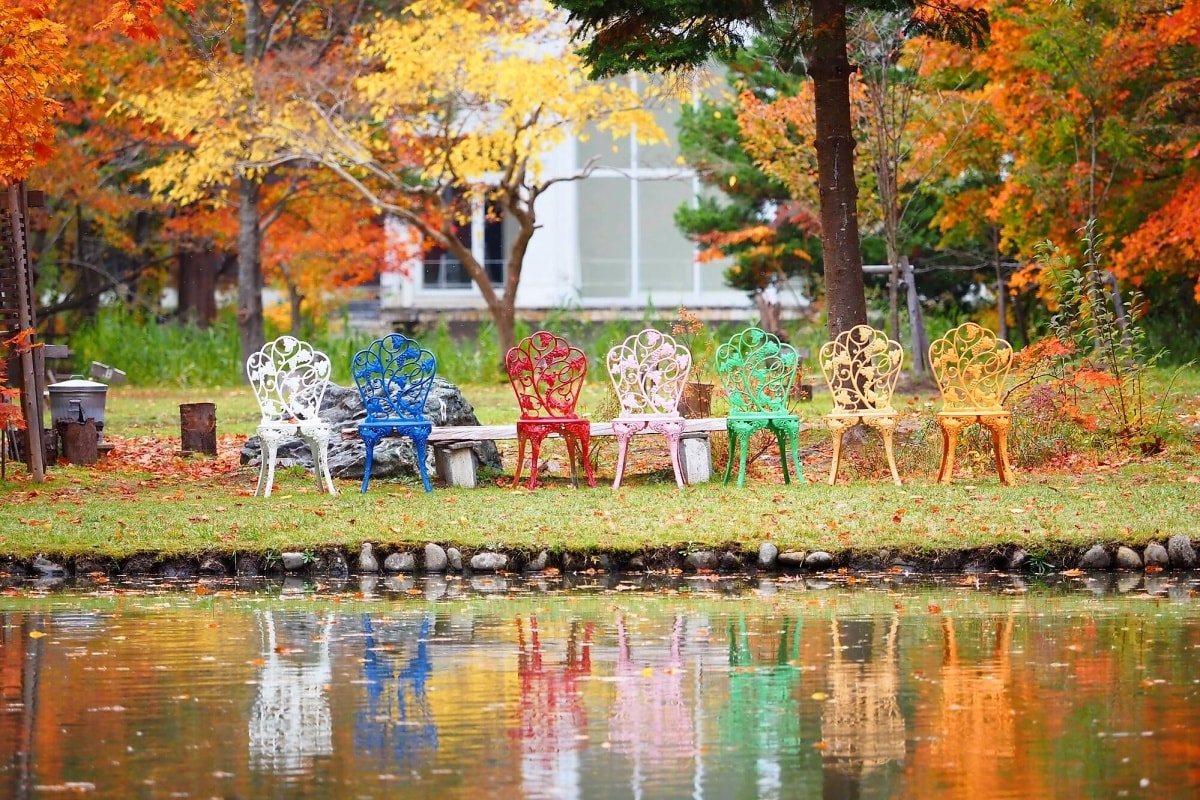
[339,417,730,442]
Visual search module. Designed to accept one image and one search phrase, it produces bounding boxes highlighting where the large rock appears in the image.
[240,379,502,482]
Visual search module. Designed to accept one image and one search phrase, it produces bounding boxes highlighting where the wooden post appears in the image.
[56,419,98,465]
[180,402,218,456]
[7,182,44,481]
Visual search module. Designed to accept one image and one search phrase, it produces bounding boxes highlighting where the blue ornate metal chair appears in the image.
[715,327,805,487]
[352,333,438,493]
[246,336,338,497]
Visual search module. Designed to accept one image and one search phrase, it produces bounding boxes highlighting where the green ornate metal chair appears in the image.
[818,325,904,486]
[715,327,804,487]
[928,322,1016,485]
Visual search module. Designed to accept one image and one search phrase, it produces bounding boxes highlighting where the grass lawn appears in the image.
[1,373,1198,567]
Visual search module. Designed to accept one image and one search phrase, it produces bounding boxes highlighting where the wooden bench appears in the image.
[344,417,729,488]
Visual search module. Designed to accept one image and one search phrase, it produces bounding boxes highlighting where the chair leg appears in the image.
[664,430,685,488]
[413,432,433,493]
[775,428,792,485]
[527,433,545,490]
[261,437,280,498]
[576,426,595,488]
[612,426,634,490]
[937,416,968,484]
[985,415,1015,486]
[311,433,337,496]
[564,434,580,488]
[864,415,901,487]
[723,428,737,485]
[737,431,750,488]
[512,433,528,489]
[359,428,384,494]
[825,418,852,486]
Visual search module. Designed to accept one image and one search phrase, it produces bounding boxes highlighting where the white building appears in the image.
[372,86,771,330]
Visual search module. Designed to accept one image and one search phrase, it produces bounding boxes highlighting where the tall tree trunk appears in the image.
[237,175,265,377]
[810,0,869,339]
[287,280,304,338]
[177,246,219,326]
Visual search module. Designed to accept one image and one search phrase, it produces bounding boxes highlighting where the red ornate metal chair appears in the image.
[606,328,691,488]
[505,331,596,489]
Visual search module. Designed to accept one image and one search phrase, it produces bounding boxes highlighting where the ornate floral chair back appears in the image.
[818,325,904,486]
[352,334,437,423]
[819,325,904,415]
[505,331,595,490]
[927,322,1016,485]
[247,336,332,425]
[351,334,438,493]
[607,329,691,417]
[716,327,800,415]
[245,335,337,497]
[928,322,1013,413]
[506,330,588,419]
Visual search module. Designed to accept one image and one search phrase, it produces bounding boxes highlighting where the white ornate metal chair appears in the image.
[246,335,338,497]
[928,322,1015,485]
[606,329,691,488]
[818,325,904,486]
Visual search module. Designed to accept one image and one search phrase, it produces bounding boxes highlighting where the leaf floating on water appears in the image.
[810,691,828,701]
[29,630,46,639]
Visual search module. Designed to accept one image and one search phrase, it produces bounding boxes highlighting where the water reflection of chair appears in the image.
[723,615,808,799]
[821,616,907,779]
[248,611,334,772]
[513,616,592,796]
[923,615,1017,794]
[609,613,694,789]
[356,613,438,764]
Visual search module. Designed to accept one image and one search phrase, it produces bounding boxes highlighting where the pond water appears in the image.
[1,571,1199,799]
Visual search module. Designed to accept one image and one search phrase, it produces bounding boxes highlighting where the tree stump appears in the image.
[57,419,98,465]
[180,402,217,456]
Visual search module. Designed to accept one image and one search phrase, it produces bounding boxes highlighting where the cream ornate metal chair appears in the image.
[246,335,338,497]
[818,325,904,486]
[606,328,691,488]
[928,322,1015,485]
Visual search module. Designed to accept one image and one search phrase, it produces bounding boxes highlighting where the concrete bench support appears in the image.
[433,441,480,489]
[680,431,713,485]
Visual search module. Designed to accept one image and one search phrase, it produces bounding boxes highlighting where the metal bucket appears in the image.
[48,375,108,439]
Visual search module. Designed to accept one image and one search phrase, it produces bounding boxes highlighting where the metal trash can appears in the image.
[48,375,109,443]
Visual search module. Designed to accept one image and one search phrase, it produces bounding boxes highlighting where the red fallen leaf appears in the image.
[195,586,211,595]
[927,604,942,614]
[1060,568,1084,577]
[188,516,210,523]
[274,647,304,654]
[1145,565,1163,573]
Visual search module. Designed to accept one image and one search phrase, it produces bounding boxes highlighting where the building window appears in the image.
[422,198,505,290]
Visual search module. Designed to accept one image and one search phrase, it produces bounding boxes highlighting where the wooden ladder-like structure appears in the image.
[1,182,46,480]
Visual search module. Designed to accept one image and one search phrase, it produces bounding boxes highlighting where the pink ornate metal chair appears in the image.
[605,329,691,488]
[928,322,1016,485]
[505,331,596,490]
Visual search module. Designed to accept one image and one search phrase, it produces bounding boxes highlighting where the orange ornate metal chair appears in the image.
[606,328,691,489]
[505,331,596,490]
[818,324,904,486]
[928,322,1016,485]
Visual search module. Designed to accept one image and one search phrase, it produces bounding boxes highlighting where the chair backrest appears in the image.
[819,325,904,414]
[352,334,437,422]
[715,327,799,414]
[928,322,1013,413]
[246,336,333,423]
[505,330,588,419]
[606,329,691,417]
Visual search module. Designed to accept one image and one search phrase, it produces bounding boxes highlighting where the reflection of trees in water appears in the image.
[609,613,694,793]
[511,616,593,799]
[248,611,334,773]
[356,613,437,766]
[821,616,907,789]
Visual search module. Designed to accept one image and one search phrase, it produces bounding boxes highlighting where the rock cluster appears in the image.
[239,379,502,481]
[12,535,1200,581]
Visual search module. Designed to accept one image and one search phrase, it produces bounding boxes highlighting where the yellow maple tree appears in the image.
[279,0,667,354]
